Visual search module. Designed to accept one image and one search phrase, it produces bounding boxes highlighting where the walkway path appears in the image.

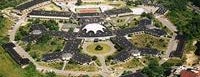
[9,15,27,41]
[156,16,178,64]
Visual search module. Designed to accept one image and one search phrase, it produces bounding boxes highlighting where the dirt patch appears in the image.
[186,52,198,66]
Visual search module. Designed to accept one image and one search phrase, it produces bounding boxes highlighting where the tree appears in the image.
[121,71,133,76]
[141,12,154,19]
[142,58,165,77]
[92,56,97,60]
[190,0,200,7]
[42,20,59,31]
[95,45,103,51]
[179,14,200,40]
[157,0,187,11]
[45,72,56,77]
[24,63,43,77]
[37,34,51,44]
[75,0,82,6]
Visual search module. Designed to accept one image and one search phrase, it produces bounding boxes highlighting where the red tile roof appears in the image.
[180,70,200,77]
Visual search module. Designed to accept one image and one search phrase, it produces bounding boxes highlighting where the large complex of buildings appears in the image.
[7,0,169,67]
[20,9,167,63]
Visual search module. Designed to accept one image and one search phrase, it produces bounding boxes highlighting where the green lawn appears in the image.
[161,58,183,68]
[131,34,169,51]
[112,58,142,70]
[64,64,98,72]
[184,40,197,54]
[110,16,139,29]
[86,43,111,54]
[27,37,65,61]
[39,61,99,72]
[38,62,63,69]
[0,47,24,77]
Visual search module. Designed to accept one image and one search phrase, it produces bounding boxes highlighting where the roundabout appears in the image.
[87,43,111,54]
[82,41,116,56]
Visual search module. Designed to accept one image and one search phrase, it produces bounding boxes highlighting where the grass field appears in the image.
[112,58,142,70]
[38,62,63,69]
[0,17,24,77]
[39,61,99,72]
[27,37,65,61]
[110,16,139,29]
[0,47,25,77]
[64,64,98,72]
[131,34,169,51]
[86,43,111,54]
[0,17,13,36]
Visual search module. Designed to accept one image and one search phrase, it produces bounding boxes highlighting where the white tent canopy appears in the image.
[82,23,106,34]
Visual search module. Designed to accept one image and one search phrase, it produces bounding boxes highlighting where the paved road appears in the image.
[156,16,178,32]
[97,55,113,77]
[9,15,27,41]
[159,34,178,64]
[156,16,178,64]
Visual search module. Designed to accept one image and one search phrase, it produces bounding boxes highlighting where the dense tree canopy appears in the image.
[142,58,165,77]
[157,0,188,11]
[190,0,200,7]
[42,20,59,31]
[37,34,52,44]
[181,14,200,39]
[157,0,200,40]
[75,0,82,6]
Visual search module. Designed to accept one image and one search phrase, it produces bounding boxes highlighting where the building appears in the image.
[2,43,30,67]
[28,10,72,20]
[180,70,200,77]
[110,36,160,62]
[154,4,168,15]
[104,7,133,17]
[114,18,167,37]
[78,23,113,39]
[170,35,186,58]
[15,0,51,14]
[42,39,92,65]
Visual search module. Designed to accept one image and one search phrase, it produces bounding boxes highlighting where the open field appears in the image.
[110,16,139,29]
[38,62,63,69]
[39,62,99,72]
[86,43,111,55]
[131,34,169,51]
[64,64,98,72]
[111,58,142,70]
[0,16,13,37]
[0,47,24,77]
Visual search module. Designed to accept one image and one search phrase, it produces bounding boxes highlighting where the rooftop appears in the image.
[82,23,106,34]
